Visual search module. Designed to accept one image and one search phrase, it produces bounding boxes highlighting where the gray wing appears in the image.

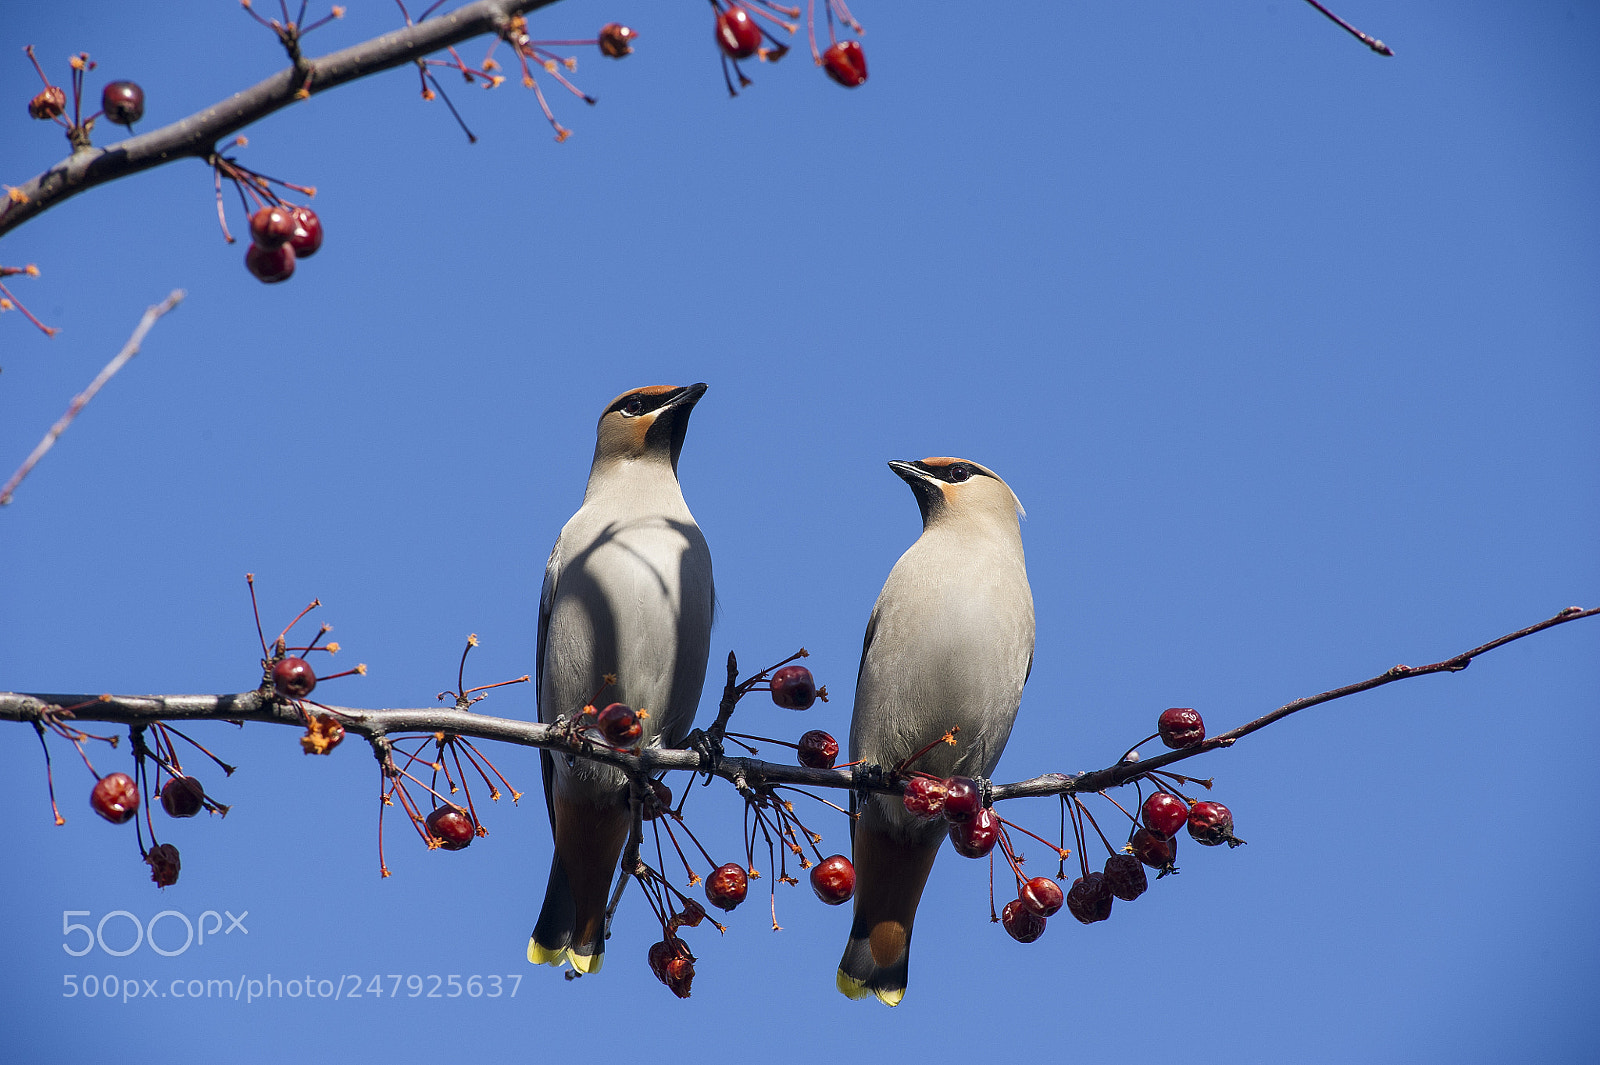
[537,540,562,832]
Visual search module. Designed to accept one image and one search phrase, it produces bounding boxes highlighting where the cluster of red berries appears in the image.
[245,204,323,284]
[88,761,220,888]
[711,1,867,94]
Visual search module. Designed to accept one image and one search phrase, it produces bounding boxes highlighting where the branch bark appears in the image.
[4,605,1591,803]
[0,0,560,240]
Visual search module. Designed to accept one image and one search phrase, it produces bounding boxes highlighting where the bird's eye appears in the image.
[947,464,971,483]
[621,397,645,416]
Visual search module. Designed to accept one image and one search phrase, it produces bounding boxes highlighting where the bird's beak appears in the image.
[888,459,930,486]
[662,382,708,413]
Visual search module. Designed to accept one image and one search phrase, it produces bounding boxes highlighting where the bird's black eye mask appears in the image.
[608,388,684,419]
[913,460,988,485]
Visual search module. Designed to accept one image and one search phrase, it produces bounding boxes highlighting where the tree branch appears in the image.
[4,606,1592,804]
[0,0,560,239]
[0,289,184,506]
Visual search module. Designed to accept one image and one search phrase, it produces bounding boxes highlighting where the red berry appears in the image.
[901,776,948,819]
[1103,853,1149,901]
[159,775,205,818]
[769,665,817,709]
[714,6,762,60]
[101,80,145,127]
[249,206,296,249]
[1000,898,1046,943]
[91,772,140,824]
[821,40,868,88]
[425,805,476,850]
[642,778,672,821]
[598,23,637,58]
[647,939,695,998]
[1019,876,1064,918]
[246,241,295,284]
[1065,872,1114,924]
[289,207,323,258]
[949,805,1000,858]
[1130,827,1179,876]
[809,854,855,905]
[29,86,66,121]
[1157,707,1205,749]
[272,656,316,698]
[796,729,838,769]
[596,702,643,746]
[146,843,181,888]
[705,862,749,911]
[1187,800,1245,848]
[1141,790,1190,837]
[943,776,981,823]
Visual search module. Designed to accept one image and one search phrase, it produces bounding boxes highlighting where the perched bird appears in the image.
[837,457,1035,1006]
[529,384,715,974]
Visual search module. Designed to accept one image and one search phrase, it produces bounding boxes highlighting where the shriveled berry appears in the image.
[289,207,322,258]
[1188,800,1245,847]
[596,702,643,746]
[29,86,66,121]
[1130,827,1179,877]
[159,775,205,818]
[101,80,145,127]
[90,772,139,824]
[809,854,855,905]
[246,242,296,284]
[1065,872,1114,924]
[249,206,295,249]
[648,939,694,998]
[300,713,344,754]
[1103,853,1148,901]
[1001,898,1046,943]
[425,805,476,850]
[902,776,948,819]
[642,778,672,820]
[1019,876,1064,918]
[1158,707,1205,749]
[1142,790,1189,837]
[714,5,762,60]
[943,776,981,823]
[797,729,838,769]
[705,862,749,911]
[146,843,181,888]
[675,899,707,929]
[822,40,868,88]
[598,23,637,58]
[272,656,316,698]
[769,665,817,709]
[949,805,1000,858]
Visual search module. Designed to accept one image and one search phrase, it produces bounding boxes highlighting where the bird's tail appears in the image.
[528,798,631,974]
[836,821,940,1007]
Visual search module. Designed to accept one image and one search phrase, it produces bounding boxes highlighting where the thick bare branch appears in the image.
[4,606,1591,804]
[0,0,559,239]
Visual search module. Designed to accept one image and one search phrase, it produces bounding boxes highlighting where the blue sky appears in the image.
[2,1,1596,1061]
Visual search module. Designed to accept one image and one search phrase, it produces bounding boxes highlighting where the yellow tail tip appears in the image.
[568,948,604,974]
[836,969,902,1006]
[528,939,566,967]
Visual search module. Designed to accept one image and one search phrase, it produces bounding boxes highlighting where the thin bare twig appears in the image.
[0,289,184,506]
[1300,0,1394,56]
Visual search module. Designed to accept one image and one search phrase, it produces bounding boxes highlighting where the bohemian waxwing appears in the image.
[837,457,1035,1006]
[528,384,715,974]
